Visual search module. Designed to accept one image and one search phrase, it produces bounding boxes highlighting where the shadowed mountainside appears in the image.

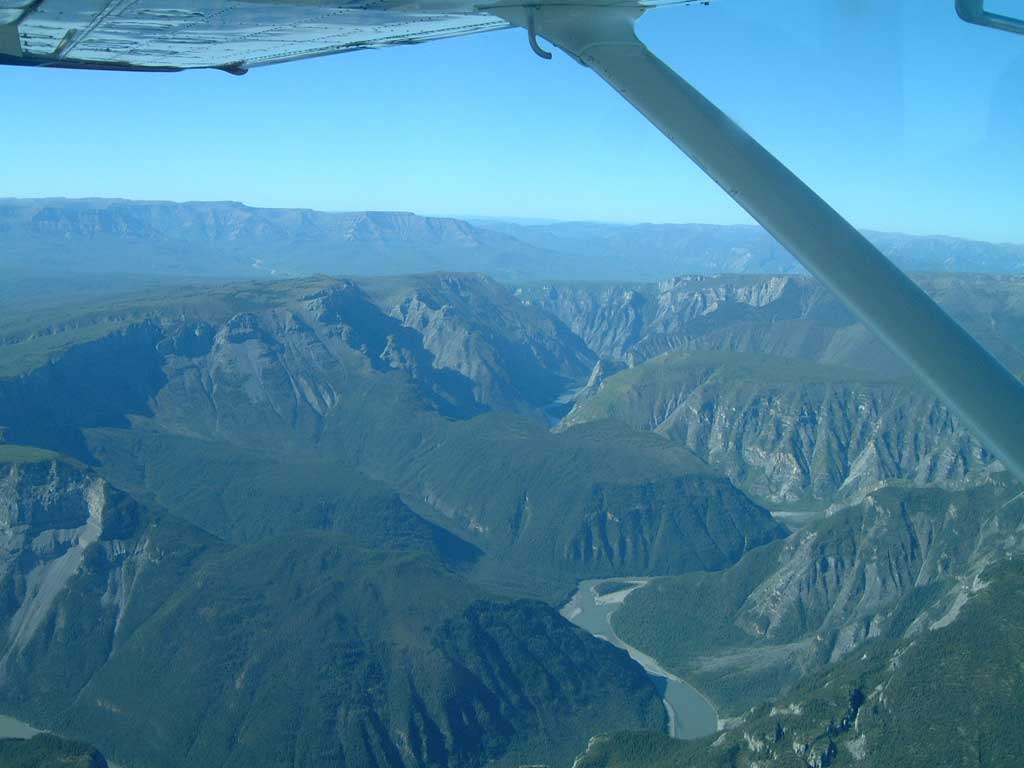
[0,274,784,601]
[0,453,666,768]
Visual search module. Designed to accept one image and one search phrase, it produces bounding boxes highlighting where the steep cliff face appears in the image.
[0,322,168,456]
[0,274,592,448]
[524,278,802,364]
[733,477,1024,657]
[612,474,1024,714]
[578,557,1024,768]
[366,273,595,412]
[519,276,851,367]
[0,455,667,768]
[564,350,996,508]
[0,454,210,719]
[0,458,144,668]
[0,276,780,601]
[520,273,1024,376]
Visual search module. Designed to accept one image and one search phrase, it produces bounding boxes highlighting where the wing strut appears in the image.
[497,4,1024,482]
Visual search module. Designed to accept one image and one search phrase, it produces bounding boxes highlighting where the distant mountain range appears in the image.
[2,198,1023,281]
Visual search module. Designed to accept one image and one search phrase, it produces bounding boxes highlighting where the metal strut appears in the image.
[956,0,1024,36]
[526,7,553,59]
[496,4,1024,482]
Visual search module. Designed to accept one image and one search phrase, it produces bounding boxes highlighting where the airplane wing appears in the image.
[3,0,1024,482]
[0,1,514,73]
[0,0,694,74]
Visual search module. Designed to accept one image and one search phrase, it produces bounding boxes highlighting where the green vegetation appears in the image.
[563,347,987,513]
[84,429,479,565]
[1,513,665,768]
[611,475,1024,715]
[0,275,334,377]
[0,734,108,768]
[594,580,641,596]
[3,269,1022,768]
[400,416,783,600]
[580,558,1024,768]
[0,275,783,601]
[0,444,62,464]
[582,350,897,406]
[612,542,793,712]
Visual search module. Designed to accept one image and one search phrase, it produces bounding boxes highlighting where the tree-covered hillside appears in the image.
[577,556,1024,768]
[564,349,995,510]
[0,734,108,768]
[610,474,1024,715]
[2,268,1022,768]
[0,454,665,768]
[0,274,784,600]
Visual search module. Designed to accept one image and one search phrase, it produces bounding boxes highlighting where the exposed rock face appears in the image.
[0,457,667,768]
[563,351,997,508]
[519,273,1024,375]
[0,276,781,601]
[533,273,1024,510]
[612,474,1024,716]
[372,273,596,412]
[734,477,1024,659]
[519,275,840,366]
[150,274,592,428]
[0,460,140,661]
[0,275,593,450]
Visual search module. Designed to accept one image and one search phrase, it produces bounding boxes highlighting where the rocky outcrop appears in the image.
[519,275,843,366]
[0,461,111,656]
[563,351,997,508]
[376,273,595,412]
[0,276,780,601]
[520,273,1024,376]
[612,474,1024,719]
[738,476,1024,659]
[0,456,156,695]
[0,456,667,768]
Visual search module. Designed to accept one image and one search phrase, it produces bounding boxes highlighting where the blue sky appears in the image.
[2,0,1022,242]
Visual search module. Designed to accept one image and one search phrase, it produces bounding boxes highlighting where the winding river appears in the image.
[561,578,719,741]
[0,715,41,739]
[0,580,712,759]
[0,715,121,767]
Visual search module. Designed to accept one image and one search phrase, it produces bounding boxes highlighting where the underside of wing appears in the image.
[0,1,510,74]
[0,0,702,74]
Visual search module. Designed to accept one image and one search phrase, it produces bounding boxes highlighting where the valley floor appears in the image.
[562,579,719,741]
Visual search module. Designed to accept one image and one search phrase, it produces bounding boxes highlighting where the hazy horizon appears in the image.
[3,0,1023,243]
[3,194,1023,247]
